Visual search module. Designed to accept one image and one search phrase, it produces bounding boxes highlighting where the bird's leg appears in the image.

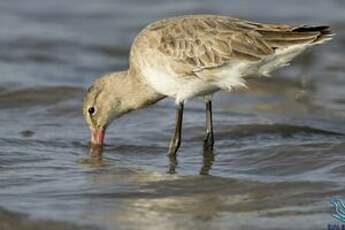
[203,96,214,151]
[168,102,184,156]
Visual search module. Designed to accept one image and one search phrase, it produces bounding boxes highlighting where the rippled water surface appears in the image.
[1,0,345,229]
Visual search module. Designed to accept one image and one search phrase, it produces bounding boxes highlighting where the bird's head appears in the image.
[82,72,126,146]
[83,70,164,147]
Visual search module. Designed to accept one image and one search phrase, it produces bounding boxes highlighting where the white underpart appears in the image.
[196,62,251,91]
[141,44,310,104]
[142,67,218,104]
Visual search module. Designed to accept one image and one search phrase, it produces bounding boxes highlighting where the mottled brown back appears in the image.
[144,15,332,72]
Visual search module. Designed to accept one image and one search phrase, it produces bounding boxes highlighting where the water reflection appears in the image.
[78,143,104,165]
[80,169,342,230]
[84,140,216,175]
[199,148,215,176]
[88,143,103,160]
[168,153,178,174]
[168,148,215,175]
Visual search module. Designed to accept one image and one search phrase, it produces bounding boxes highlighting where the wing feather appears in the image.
[145,15,332,73]
[152,16,274,71]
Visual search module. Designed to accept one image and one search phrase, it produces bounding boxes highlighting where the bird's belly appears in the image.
[141,67,218,103]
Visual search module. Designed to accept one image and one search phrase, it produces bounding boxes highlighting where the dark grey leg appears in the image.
[203,96,214,151]
[168,102,184,156]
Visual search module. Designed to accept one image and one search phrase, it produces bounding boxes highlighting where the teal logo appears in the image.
[330,197,345,223]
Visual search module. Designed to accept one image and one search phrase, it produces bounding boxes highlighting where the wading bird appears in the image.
[83,15,333,155]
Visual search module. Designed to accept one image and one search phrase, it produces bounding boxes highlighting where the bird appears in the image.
[82,14,333,156]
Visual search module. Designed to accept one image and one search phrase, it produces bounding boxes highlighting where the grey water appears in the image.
[1,0,345,229]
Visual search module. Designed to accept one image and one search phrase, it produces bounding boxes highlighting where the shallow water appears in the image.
[1,0,345,229]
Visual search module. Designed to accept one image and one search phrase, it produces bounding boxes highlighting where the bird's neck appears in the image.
[114,68,165,114]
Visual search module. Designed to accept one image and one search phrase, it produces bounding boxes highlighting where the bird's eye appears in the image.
[88,107,95,115]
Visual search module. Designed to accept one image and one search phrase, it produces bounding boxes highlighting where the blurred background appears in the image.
[0,0,345,229]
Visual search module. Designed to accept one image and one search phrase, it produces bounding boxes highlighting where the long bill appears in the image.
[90,129,105,146]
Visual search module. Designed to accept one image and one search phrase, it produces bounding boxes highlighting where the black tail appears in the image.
[293,25,334,43]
